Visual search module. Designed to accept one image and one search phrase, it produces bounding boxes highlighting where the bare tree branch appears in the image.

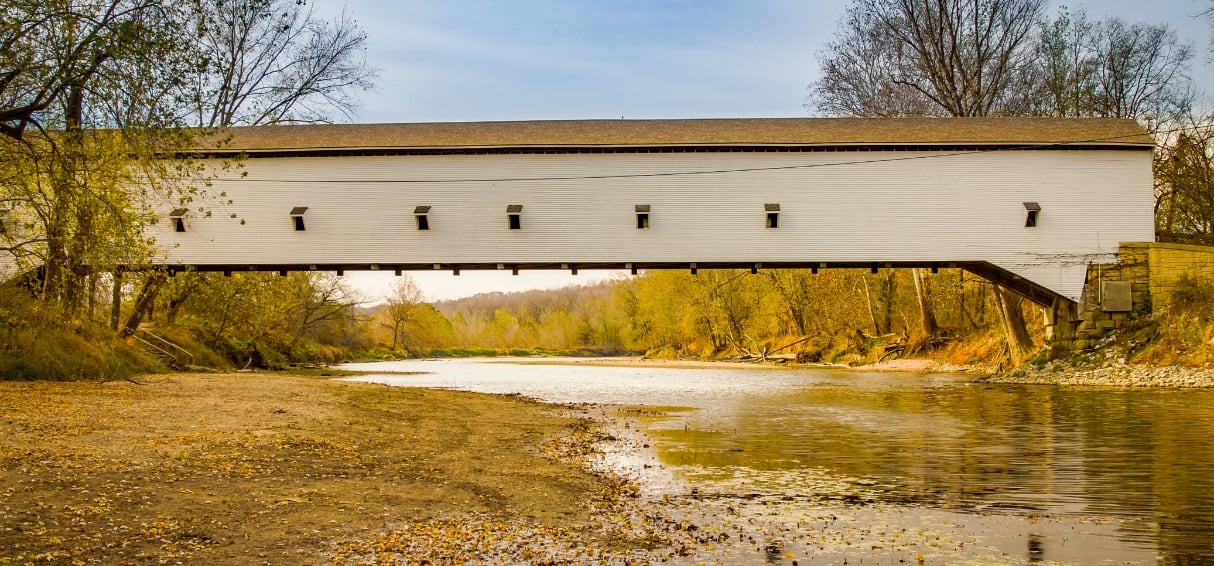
[183,0,377,127]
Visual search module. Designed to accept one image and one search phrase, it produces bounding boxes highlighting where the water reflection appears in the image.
[1027,533,1045,563]
[655,382,1214,559]
[339,359,1214,561]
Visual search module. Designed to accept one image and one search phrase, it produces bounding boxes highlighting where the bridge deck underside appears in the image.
[145,260,1066,308]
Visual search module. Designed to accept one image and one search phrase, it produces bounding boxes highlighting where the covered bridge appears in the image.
[150,117,1155,307]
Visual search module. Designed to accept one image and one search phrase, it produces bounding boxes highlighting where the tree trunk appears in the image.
[110,270,123,330]
[994,284,1035,365]
[122,272,167,337]
[861,275,881,334]
[87,274,97,319]
[164,273,205,324]
[765,272,809,335]
[43,166,73,305]
[880,270,896,334]
[58,83,88,313]
[960,271,977,329]
[913,268,938,337]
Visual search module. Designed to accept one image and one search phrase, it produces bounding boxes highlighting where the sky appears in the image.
[310,0,1214,303]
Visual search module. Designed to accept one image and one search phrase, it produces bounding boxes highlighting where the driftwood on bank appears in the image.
[730,329,951,364]
[732,335,812,363]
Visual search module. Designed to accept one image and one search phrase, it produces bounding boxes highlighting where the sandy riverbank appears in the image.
[4,370,996,564]
[0,373,643,563]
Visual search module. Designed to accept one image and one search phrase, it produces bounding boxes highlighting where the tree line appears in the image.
[389,267,997,363]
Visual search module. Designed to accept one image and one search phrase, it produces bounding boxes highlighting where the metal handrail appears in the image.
[131,334,175,365]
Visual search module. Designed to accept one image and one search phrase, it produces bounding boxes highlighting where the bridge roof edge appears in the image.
[191,117,1154,154]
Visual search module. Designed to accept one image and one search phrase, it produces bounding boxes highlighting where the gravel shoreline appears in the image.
[532,355,1214,388]
[833,355,1214,388]
[979,363,1214,388]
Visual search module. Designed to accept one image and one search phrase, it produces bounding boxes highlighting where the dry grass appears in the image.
[1132,275,1214,368]
[937,331,1010,367]
[0,289,161,381]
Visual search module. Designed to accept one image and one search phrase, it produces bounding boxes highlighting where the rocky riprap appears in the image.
[981,363,1214,388]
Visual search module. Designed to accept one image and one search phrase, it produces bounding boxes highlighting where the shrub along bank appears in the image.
[0,289,160,381]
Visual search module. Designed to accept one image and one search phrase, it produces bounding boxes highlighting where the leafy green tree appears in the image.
[1,1,203,313]
[167,272,362,365]
[382,275,425,352]
[399,304,456,354]
[438,283,628,354]
[124,0,378,331]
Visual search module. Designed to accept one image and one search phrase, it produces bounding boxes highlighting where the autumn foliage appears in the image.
[434,268,1032,364]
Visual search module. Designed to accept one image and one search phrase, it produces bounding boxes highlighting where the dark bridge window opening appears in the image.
[507,204,522,230]
[765,203,780,229]
[414,205,431,230]
[1024,202,1041,227]
[169,208,188,233]
[0,209,10,235]
[635,204,650,229]
[290,206,308,231]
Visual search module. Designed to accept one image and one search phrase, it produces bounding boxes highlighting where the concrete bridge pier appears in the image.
[1045,297,1078,344]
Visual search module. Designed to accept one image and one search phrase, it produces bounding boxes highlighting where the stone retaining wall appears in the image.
[1066,241,1214,348]
[1144,242,1214,310]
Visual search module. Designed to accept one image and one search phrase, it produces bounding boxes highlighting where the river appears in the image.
[337,358,1214,564]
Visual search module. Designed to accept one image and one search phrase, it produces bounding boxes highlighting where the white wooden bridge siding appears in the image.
[152,147,1154,302]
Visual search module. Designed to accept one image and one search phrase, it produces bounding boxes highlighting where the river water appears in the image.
[337,358,1214,564]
